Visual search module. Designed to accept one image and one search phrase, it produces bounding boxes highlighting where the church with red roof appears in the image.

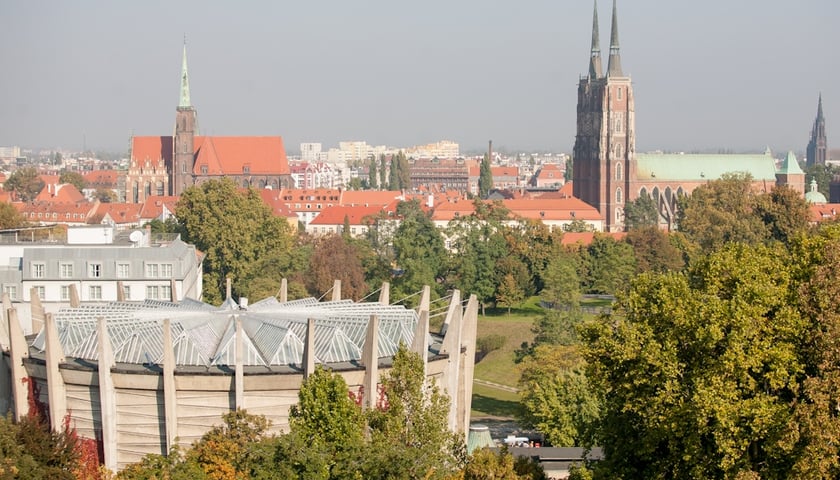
[126,44,291,203]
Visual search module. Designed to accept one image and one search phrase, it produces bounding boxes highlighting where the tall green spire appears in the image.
[589,0,603,79]
[607,0,624,77]
[179,41,192,109]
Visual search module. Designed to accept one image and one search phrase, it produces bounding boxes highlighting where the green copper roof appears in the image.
[179,43,191,109]
[779,151,804,175]
[805,179,827,204]
[636,153,778,181]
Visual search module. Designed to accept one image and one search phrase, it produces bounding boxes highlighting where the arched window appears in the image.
[665,187,673,205]
[677,187,684,197]
[155,181,164,196]
[615,162,623,181]
[652,187,660,203]
[144,182,151,197]
[132,182,139,203]
[640,187,648,198]
[616,187,623,204]
[615,208,623,223]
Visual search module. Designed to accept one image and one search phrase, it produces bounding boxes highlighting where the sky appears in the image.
[1,0,838,155]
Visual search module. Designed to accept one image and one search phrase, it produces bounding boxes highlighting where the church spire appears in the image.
[607,0,624,77]
[179,39,192,109]
[817,93,824,120]
[589,0,603,79]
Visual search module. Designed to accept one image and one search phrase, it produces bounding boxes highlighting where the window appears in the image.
[146,264,159,278]
[161,264,173,278]
[32,263,45,279]
[33,286,45,300]
[122,285,131,300]
[243,165,250,174]
[617,87,622,100]
[89,285,102,300]
[201,165,208,175]
[146,285,170,300]
[146,285,158,299]
[116,263,130,278]
[161,285,172,301]
[616,187,623,204]
[615,162,623,181]
[89,263,102,278]
[615,116,622,133]
[60,263,73,278]
[60,285,70,301]
[3,285,17,300]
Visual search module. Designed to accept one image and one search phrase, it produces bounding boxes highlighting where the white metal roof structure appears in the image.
[31,296,419,368]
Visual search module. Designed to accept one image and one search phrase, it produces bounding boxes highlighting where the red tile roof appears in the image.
[309,205,389,226]
[131,135,290,175]
[492,166,519,177]
[84,169,120,188]
[258,190,300,218]
[34,183,85,203]
[139,196,181,220]
[561,232,626,245]
[92,203,143,225]
[810,204,840,223]
[502,197,601,221]
[340,190,403,206]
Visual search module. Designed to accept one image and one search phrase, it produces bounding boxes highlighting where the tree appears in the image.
[624,226,685,274]
[379,154,388,190]
[562,219,596,233]
[519,345,600,447]
[185,409,276,480]
[675,172,770,253]
[622,194,658,230]
[5,167,44,202]
[94,187,118,203]
[176,178,294,304]
[582,243,805,479]
[804,163,839,197]
[306,234,368,301]
[754,184,811,244]
[463,447,547,480]
[0,202,26,229]
[495,273,524,314]
[478,154,493,198]
[368,156,378,190]
[391,200,447,305]
[363,344,463,479]
[540,253,582,309]
[59,171,86,192]
[582,234,636,295]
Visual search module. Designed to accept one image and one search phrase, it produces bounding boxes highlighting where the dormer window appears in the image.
[201,165,208,175]
[243,165,251,174]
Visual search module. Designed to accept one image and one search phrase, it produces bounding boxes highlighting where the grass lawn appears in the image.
[471,383,523,419]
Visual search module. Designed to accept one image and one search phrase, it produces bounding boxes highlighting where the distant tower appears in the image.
[806,94,827,167]
[572,0,636,232]
[173,41,197,195]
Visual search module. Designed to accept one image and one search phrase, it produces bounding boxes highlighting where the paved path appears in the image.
[474,378,519,393]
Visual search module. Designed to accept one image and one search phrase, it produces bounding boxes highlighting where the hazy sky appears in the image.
[1,0,838,155]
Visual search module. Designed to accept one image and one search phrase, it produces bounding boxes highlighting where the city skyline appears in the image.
[1,0,838,155]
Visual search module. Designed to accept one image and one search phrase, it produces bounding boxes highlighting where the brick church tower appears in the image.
[806,94,827,167]
[572,0,636,232]
[173,43,196,195]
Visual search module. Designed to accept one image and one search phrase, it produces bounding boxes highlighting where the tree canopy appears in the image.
[59,171,86,192]
[175,178,294,304]
[4,167,44,202]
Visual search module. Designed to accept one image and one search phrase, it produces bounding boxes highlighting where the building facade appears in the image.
[126,44,291,201]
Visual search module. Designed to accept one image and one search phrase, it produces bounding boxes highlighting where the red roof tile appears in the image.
[84,169,120,188]
[93,203,143,225]
[309,205,388,226]
[35,183,85,203]
[340,190,403,206]
[139,196,180,220]
[131,135,289,175]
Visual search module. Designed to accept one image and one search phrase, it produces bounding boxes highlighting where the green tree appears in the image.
[478,154,493,198]
[58,171,86,192]
[176,178,294,304]
[676,172,770,253]
[0,202,26,229]
[582,234,636,295]
[518,345,600,447]
[622,194,658,230]
[562,219,596,233]
[5,167,44,202]
[495,273,524,314]
[379,154,388,190]
[391,200,447,305]
[364,344,463,479]
[463,447,547,480]
[368,156,378,190]
[582,242,805,479]
[540,253,582,309]
[186,409,276,480]
[804,163,839,197]
[117,445,205,480]
[754,184,811,244]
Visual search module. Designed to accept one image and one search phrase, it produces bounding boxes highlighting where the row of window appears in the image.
[2,284,171,301]
[31,262,173,279]
[25,212,86,220]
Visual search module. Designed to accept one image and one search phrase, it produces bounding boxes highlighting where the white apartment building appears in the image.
[0,226,204,333]
[405,140,460,159]
[300,143,322,162]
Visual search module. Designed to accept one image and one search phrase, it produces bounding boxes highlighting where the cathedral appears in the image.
[572,1,804,232]
[806,95,827,167]
[126,45,292,203]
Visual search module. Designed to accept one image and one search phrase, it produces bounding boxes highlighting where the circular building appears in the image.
[0,282,478,471]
